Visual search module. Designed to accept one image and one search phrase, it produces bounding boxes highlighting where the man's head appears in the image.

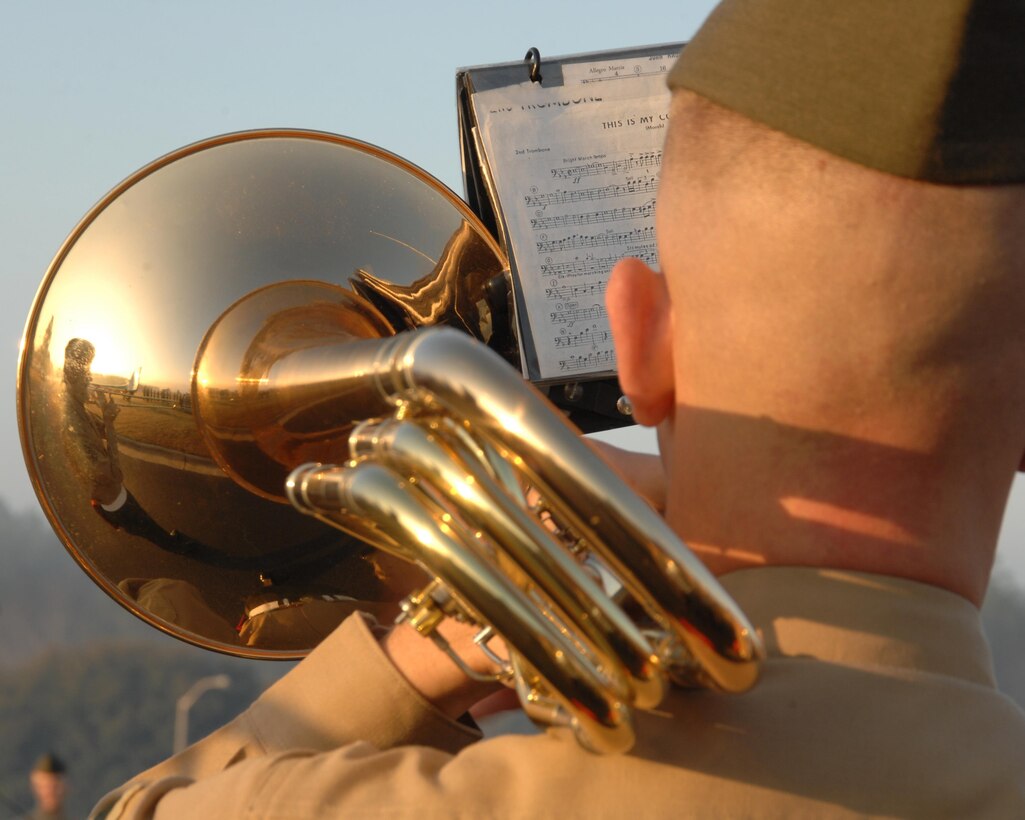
[607,1,1025,603]
[63,337,96,403]
[30,753,67,813]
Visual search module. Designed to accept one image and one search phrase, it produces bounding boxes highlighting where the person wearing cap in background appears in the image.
[94,1,1025,817]
[27,754,68,820]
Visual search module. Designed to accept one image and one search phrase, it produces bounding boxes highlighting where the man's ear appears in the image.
[606,257,675,426]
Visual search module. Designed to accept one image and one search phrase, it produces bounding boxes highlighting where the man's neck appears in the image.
[662,405,1012,606]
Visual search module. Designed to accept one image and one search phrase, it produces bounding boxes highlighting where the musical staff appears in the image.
[553,327,611,348]
[537,226,655,255]
[558,349,616,372]
[551,152,661,181]
[539,250,657,278]
[550,304,607,325]
[577,69,672,84]
[525,147,659,379]
[523,175,657,208]
[544,281,607,301]
[531,199,654,231]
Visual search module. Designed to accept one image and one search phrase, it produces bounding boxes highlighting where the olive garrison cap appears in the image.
[669,0,1025,183]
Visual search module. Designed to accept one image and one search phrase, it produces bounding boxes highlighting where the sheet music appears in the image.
[471,50,676,381]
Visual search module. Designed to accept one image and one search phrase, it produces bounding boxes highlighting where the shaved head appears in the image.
[609,88,1025,603]
[659,90,1025,460]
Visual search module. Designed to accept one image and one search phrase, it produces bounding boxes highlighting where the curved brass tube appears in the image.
[284,326,763,752]
[348,416,666,709]
[288,459,635,753]
[366,328,761,691]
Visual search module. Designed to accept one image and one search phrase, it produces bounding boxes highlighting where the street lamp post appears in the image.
[173,674,231,754]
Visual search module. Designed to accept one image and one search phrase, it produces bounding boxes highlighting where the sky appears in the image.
[3,0,1024,588]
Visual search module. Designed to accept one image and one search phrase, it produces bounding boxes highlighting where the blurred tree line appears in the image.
[0,503,287,817]
[0,500,1022,816]
[0,643,270,818]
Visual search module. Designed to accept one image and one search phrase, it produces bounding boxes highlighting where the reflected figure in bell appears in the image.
[62,338,194,552]
[61,339,419,649]
[62,338,123,507]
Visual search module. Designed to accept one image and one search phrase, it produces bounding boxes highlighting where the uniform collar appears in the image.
[719,567,997,687]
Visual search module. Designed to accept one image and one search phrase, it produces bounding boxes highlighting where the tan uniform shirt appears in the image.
[94,568,1025,818]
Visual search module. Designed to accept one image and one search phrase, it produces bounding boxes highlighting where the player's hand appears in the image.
[382,618,505,719]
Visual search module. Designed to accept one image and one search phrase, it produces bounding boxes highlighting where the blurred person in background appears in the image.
[27,753,68,820]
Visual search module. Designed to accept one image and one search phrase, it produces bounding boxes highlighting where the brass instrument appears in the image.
[18,130,762,753]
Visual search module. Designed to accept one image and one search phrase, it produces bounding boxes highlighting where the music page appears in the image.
[471,50,676,381]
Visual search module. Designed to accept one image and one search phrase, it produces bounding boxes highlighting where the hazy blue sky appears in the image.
[3,0,1024,587]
